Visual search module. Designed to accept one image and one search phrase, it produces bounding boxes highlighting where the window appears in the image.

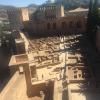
[62,21,66,29]
[79,74,81,78]
[53,23,56,30]
[69,21,73,28]
[47,23,51,30]
[74,75,77,78]
[76,21,82,28]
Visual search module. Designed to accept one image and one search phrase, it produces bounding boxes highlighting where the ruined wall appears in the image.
[23,61,54,98]
[27,81,54,100]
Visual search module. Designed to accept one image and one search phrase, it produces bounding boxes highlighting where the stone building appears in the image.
[24,14,86,35]
[7,8,29,30]
[33,3,64,21]
[23,7,88,36]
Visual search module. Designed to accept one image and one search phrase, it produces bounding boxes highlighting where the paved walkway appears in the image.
[1,72,42,100]
[1,72,28,100]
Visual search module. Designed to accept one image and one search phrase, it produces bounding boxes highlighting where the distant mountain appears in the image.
[0,5,16,10]
[28,4,38,8]
[62,0,89,9]
[62,0,100,9]
[55,0,100,9]
[28,4,38,15]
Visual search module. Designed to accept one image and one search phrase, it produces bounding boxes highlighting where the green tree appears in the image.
[87,0,93,33]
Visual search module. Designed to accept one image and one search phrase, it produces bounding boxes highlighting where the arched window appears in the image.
[76,21,82,28]
[47,23,51,30]
[53,23,56,30]
[62,21,66,29]
[69,21,73,28]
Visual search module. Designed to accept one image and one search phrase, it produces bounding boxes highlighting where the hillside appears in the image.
[28,4,38,15]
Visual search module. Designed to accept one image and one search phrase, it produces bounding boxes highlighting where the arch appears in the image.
[53,23,56,30]
[69,21,73,28]
[76,21,82,28]
[62,21,66,29]
[47,23,51,30]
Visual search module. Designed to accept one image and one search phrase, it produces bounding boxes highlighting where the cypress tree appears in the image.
[87,0,93,43]
[87,0,99,44]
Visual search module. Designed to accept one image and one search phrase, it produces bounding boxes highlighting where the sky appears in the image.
[0,0,47,7]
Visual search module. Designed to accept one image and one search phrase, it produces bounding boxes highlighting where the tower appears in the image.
[56,4,64,18]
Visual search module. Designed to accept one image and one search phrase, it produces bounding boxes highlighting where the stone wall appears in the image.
[29,81,54,99]
[23,62,54,98]
[23,15,87,36]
